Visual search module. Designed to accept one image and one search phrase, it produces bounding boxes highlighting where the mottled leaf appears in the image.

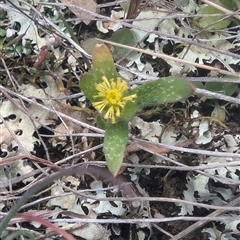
[79,73,97,102]
[95,114,106,129]
[130,77,195,108]
[104,121,128,176]
[120,101,138,121]
[92,44,118,82]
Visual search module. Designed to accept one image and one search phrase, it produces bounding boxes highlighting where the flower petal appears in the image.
[92,75,137,123]
[104,106,115,123]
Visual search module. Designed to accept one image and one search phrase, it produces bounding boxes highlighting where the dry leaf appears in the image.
[61,0,97,25]
[65,176,80,186]
[33,45,49,69]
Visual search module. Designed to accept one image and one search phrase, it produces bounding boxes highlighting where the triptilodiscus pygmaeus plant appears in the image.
[79,44,195,176]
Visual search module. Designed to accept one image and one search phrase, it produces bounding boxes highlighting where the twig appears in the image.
[0,165,141,235]
[195,88,240,105]
[95,38,240,78]
[170,194,240,240]
[14,215,240,224]
[0,85,104,134]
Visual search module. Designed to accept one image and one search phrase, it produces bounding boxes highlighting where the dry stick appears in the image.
[12,216,240,224]
[5,214,240,226]
[0,165,140,236]
[5,0,240,78]
[98,160,240,171]
[96,42,240,105]
[132,138,240,158]
[1,164,240,230]
[116,0,180,65]
[0,64,51,160]
[19,185,119,211]
[31,1,240,61]
[0,58,21,93]
[16,213,77,240]
[95,38,240,78]
[48,99,76,154]
[5,0,91,57]
[153,223,174,238]
[133,139,240,185]
[179,13,237,71]
[2,0,239,225]
[2,196,240,223]
[0,85,104,134]
[0,169,42,190]
[0,143,103,189]
[2,154,240,190]
[187,76,240,83]
[131,76,240,84]
[170,194,240,240]
[195,88,240,105]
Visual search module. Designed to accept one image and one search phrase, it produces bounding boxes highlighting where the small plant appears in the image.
[79,44,195,175]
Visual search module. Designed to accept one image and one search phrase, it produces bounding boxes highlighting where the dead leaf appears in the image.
[64,176,80,186]
[61,0,97,25]
[33,45,49,69]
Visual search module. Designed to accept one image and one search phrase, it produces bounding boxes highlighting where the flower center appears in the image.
[106,90,121,105]
[92,76,137,123]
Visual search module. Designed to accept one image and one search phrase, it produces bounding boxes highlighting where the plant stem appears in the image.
[5,230,35,240]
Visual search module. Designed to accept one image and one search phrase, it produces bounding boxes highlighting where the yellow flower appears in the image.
[92,76,137,123]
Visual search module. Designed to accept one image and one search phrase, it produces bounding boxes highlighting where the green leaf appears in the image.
[130,77,194,108]
[218,0,237,10]
[120,101,138,121]
[197,6,231,30]
[110,28,138,59]
[92,44,118,81]
[95,114,106,129]
[120,2,130,16]
[104,121,128,176]
[0,28,6,37]
[0,37,5,50]
[5,230,35,240]
[192,81,205,89]
[79,73,98,102]
[211,100,226,122]
[15,45,23,57]
[205,82,237,96]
